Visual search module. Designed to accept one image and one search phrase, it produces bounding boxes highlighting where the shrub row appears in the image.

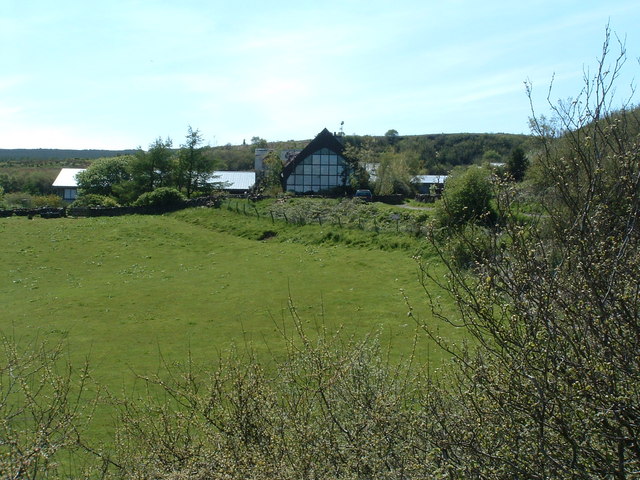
[0,207,66,219]
[0,195,225,219]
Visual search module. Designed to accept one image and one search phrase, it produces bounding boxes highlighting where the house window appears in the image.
[286,149,349,193]
[63,188,78,201]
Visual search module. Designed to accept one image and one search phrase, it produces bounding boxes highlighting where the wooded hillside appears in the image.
[0,132,532,174]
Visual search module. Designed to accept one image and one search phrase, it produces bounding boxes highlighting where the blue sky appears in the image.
[1,0,638,149]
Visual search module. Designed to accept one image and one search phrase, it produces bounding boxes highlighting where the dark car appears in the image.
[354,189,373,201]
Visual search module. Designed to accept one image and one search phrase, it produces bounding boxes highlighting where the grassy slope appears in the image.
[1,210,458,391]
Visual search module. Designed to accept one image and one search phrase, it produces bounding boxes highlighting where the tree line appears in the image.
[74,127,232,207]
[1,129,531,203]
[338,131,530,196]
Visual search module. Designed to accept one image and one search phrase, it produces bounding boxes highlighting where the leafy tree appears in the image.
[176,126,214,197]
[373,149,418,196]
[419,27,640,478]
[76,156,132,199]
[384,129,399,147]
[129,137,174,195]
[0,171,57,195]
[342,143,371,191]
[214,145,254,170]
[0,172,19,193]
[384,129,399,138]
[260,151,284,195]
[251,136,268,148]
[481,148,501,164]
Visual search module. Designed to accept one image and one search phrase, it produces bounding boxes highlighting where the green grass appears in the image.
[2,210,457,373]
[0,208,462,440]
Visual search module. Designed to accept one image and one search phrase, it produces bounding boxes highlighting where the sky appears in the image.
[1,0,639,150]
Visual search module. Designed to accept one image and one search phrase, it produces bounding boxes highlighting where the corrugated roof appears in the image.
[210,171,255,191]
[52,168,255,191]
[412,174,448,184]
[52,168,85,188]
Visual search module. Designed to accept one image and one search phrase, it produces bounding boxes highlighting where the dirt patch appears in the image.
[258,230,278,241]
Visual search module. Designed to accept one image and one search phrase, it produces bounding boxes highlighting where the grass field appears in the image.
[1,207,460,391]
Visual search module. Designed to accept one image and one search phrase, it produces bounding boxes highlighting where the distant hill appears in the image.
[340,132,532,174]
[0,132,533,174]
[0,149,137,162]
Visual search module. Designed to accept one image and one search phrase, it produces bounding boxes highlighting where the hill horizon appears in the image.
[0,131,531,160]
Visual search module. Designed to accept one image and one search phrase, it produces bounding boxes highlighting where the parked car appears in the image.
[354,189,373,201]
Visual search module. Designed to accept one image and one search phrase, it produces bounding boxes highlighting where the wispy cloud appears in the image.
[3,0,639,147]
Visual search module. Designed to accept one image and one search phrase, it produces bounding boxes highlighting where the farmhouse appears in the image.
[281,128,350,194]
[52,168,85,201]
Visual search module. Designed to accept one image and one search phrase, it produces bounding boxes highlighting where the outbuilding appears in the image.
[52,168,85,201]
[412,174,448,196]
[209,171,256,194]
[52,168,256,199]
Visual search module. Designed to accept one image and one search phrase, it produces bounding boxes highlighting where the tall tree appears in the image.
[130,137,174,195]
[250,136,268,148]
[506,146,528,181]
[373,149,418,196]
[261,151,283,195]
[177,126,214,197]
[342,143,371,190]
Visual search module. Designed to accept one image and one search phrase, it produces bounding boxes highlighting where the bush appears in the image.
[69,194,119,208]
[105,315,429,480]
[434,165,497,230]
[133,187,186,207]
[0,337,94,479]
[3,192,34,208]
[32,194,65,208]
[419,29,640,478]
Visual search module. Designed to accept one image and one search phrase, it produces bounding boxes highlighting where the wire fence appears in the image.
[224,198,432,237]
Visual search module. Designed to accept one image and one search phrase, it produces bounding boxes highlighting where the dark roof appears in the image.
[282,128,345,178]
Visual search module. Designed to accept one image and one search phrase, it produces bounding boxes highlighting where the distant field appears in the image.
[0,209,460,391]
